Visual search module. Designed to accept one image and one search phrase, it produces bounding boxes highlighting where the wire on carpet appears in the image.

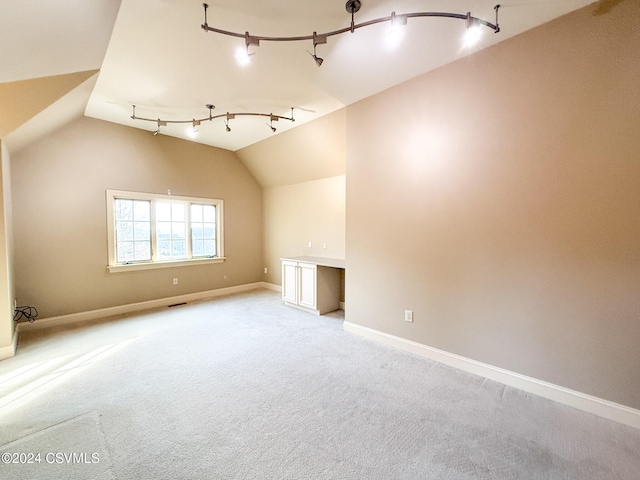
[14,305,38,323]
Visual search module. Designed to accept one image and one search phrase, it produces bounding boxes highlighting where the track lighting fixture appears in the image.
[187,119,201,138]
[463,12,484,48]
[267,115,278,133]
[152,119,167,136]
[201,2,501,66]
[390,11,408,29]
[131,105,295,137]
[307,32,325,67]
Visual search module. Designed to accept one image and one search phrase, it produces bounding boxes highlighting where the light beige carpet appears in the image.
[1,289,639,479]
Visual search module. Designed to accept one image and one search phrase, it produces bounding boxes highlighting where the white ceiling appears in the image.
[3,0,597,152]
[0,0,120,83]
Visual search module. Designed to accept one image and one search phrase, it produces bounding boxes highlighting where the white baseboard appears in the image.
[261,282,282,293]
[261,283,345,312]
[16,282,269,333]
[0,327,18,360]
[343,321,640,430]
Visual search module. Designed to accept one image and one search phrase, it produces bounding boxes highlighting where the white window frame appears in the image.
[106,190,225,273]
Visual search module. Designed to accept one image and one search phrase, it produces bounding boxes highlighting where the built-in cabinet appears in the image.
[281,256,344,315]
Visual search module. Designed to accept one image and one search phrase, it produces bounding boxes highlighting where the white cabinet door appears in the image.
[281,258,340,315]
[297,262,317,310]
[282,260,298,304]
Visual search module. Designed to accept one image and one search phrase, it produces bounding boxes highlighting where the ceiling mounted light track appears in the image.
[201,2,501,65]
[130,104,295,136]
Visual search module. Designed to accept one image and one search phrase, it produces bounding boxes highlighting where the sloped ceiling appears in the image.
[1,0,602,186]
[236,108,347,188]
[3,74,100,154]
[0,0,121,149]
[85,0,598,152]
[0,71,98,138]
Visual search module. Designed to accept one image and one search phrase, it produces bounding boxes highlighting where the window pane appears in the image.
[115,199,133,221]
[115,199,151,264]
[172,203,185,221]
[157,222,171,239]
[203,223,215,240]
[133,201,150,221]
[192,239,204,256]
[173,240,185,257]
[191,204,216,257]
[203,205,216,223]
[134,221,150,241]
[156,202,171,222]
[158,240,171,259]
[172,222,185,239]
[203,240,216,256]
[191,204,203,222]
[134,242,151,260]
[116,221,133,241]
[117,242,133,262]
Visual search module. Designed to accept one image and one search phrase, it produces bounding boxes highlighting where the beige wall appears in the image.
[0,140,15,357]
[11,117,263,318]
[263,175,345,287]
[346,1,640,409]
[237,109,346,188]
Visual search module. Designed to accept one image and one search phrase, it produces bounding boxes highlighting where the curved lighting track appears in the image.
[130,105,295,135]
[201,1,501,63]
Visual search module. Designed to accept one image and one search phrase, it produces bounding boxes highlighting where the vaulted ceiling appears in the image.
[2,1,598,161]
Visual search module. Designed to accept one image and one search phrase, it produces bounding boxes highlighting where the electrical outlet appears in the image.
[173,278,178,285]
[323,242,327,249]
[264,267,268,274]
[404,310,413,322]
[308,241,312,248]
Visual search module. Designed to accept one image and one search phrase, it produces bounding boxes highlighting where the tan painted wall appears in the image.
[346,1,640,409]
[0,140,15,355]
[0,70,99,137]
[263,175,345,288]
[237,109,346,188]
[11,117,263,318]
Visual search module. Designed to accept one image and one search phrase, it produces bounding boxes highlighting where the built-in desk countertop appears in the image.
[280,256,345,270]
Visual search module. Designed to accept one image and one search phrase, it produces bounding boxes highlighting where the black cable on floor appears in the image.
[14,305,38,323]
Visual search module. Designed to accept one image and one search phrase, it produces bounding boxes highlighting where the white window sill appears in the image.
[107,257,226,273]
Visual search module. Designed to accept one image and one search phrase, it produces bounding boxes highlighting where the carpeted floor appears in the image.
[1,288,639,479]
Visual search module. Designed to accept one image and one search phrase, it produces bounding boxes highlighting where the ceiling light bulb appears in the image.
[235,46,252,66]
[386,26,405,49]
[385,12,407,49]
[463,25,482,48]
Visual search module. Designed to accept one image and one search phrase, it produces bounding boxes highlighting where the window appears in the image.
[107,190,224,272]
